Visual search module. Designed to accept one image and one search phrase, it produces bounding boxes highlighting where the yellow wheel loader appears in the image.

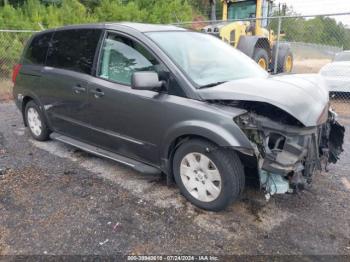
[202,0,293,73]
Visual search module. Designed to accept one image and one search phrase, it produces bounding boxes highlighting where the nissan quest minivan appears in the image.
[13,23,345,211]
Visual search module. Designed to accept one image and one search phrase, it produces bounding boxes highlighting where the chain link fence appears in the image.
[0,14,350,115]
[175,12,350,115]
[0,30,35,101]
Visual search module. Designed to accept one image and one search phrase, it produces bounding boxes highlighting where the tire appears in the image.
[272,44,293,73]
[173,139,245,211]
[25,100,50,141]
[253,48,269,71]
[279,50,293,73]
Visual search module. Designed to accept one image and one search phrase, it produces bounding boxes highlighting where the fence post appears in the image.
[273,16,282,74]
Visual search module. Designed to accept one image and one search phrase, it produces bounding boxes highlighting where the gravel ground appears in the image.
[0,101,350,256]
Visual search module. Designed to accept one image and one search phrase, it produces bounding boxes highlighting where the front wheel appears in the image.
[173,139,245,211]
[253,48,269,71]
[272,45,294,73]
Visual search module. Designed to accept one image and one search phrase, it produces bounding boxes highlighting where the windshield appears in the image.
[228,0,256,20]
[147,31,267,87]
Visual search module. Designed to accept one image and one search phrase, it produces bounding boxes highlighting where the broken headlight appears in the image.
[233,113,255,127]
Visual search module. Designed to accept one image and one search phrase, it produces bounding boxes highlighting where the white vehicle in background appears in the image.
[319,51,350,94]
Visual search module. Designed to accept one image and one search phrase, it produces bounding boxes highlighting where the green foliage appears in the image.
[146,0,193,23]
[0,0,195,77]
[0,0,350,79]
[0,32,32,77]
[269,6,350,49]
[58,0,96,25]
[270,15,350,49]
[94,0,192,23]
[0,4,29,29]
[0,0,194,28]
[94,0,147,22]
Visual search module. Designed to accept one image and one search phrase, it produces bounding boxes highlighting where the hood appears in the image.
[320,61,350,77]
[198,74,329,127]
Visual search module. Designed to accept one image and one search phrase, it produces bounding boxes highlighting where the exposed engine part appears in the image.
[319,109,345,166]
[233,107,345,196]
[328,122,345,164]
[259,170,292,198]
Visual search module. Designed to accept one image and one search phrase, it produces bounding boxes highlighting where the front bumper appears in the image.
[235,111,345,195]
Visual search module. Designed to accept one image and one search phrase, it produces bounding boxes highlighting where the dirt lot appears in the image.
[0,101,350,256]
[292,59,331,74]
[331,100,350,117]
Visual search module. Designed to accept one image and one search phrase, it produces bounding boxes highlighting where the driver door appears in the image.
[86,32,172,165]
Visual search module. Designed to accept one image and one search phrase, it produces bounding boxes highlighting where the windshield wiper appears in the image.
[199,81,227,89]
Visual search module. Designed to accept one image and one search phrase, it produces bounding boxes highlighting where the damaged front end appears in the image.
[232,102,345,198]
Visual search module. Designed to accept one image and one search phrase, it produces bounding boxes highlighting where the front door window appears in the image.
[98,33,160,85]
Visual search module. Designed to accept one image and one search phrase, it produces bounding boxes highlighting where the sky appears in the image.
[276,0,350,26]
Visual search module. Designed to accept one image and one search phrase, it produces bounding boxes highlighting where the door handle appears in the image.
[90,88,105,98]
[73,85,86,94]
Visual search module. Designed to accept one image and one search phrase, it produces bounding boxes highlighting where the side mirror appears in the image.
[131,71,163,91]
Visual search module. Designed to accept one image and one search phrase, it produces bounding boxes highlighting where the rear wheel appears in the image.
[253,48,269,71]
[173,139,245,211]
[25,100,50,141]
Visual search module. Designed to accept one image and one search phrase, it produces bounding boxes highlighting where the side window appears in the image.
[23,32,53,65]
[98,33,163,85]
[46,29,102,74]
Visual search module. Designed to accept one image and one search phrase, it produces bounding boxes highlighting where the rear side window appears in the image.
[46,29,102,74]
[23,32,53,65]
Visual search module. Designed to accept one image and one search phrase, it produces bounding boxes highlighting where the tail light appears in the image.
[12,64,22,84]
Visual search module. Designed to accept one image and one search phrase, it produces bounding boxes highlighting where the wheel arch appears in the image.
[166,134,216,164]
[160,121,254,184]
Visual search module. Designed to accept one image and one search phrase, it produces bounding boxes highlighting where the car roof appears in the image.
[38,22,186,34]
[116,22,186,32]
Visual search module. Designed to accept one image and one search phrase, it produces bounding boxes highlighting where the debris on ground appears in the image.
[99,239,109,246]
